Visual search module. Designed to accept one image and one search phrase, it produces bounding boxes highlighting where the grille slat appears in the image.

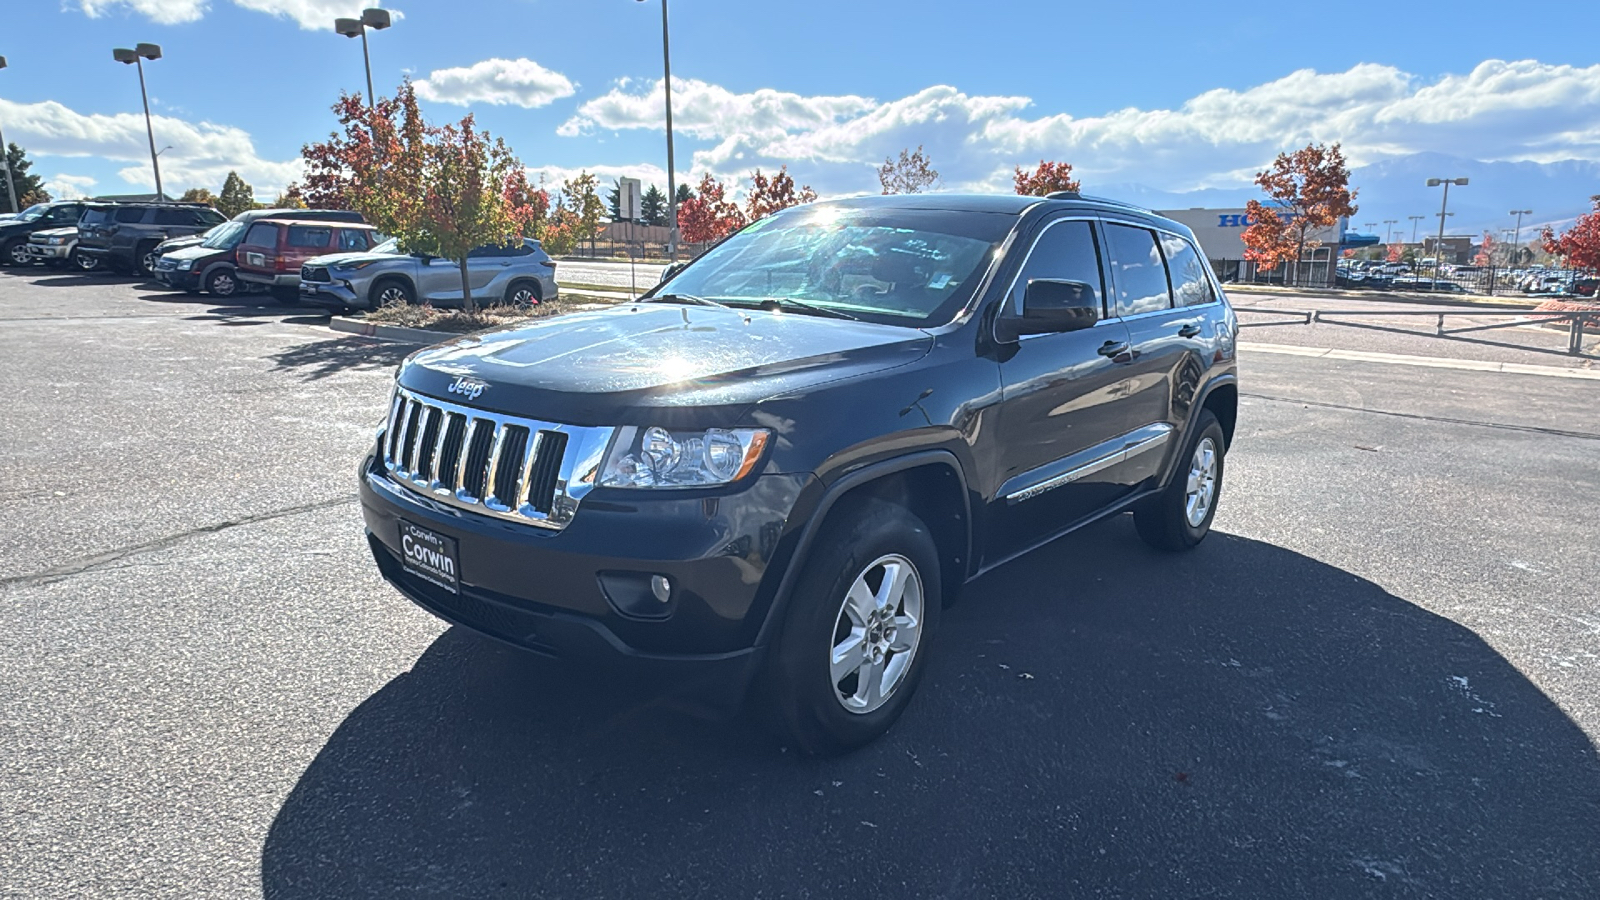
[377,387,610,531]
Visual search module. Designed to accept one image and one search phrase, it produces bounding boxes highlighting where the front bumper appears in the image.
[299,280,359,308]
[360,453,814,710]
[25,244,71,261]
[154,268,201,290]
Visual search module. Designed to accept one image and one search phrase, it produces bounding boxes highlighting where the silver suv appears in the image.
[298,237,559,311]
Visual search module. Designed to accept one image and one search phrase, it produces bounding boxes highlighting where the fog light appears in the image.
[650,575,672,603]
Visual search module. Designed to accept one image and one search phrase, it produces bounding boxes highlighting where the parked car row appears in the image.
[1,198,561,312]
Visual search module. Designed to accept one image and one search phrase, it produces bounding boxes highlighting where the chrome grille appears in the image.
[379,386,614,530]
[302,265,332,283]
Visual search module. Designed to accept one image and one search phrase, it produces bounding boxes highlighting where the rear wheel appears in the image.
[136,242,160,276]
[1133,410,1226,551]
[205,268,239,298]
[759,498,941,755]
[503,279,541,308]
[2,238,29,267]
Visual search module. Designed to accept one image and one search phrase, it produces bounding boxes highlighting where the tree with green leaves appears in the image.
[180,187,218,206]
[606,178,623,221]
[561,171,606,251]
[217,171,256,217]
[675,183,692,207]
[640,184,667,226]
[1,142,49,211]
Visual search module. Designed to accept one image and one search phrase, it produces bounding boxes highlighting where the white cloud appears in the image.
[415,58,576,109]
[43,174,99,200]
[526,163,670,192]
[559,78,876,142]
[0,98,302,194]
[556,60,1600,199]
[70,0,400,30]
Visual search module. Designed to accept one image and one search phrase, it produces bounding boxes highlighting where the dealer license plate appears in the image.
[399,520,460,594]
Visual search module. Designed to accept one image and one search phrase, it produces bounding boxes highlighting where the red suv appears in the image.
[236,219,378,302]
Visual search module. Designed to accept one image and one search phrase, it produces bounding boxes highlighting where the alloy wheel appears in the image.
[1184,437,1218,527]
[211,272,236,297]
[7,243,28,265]
[378,286,408,306]
[830,553,924,714]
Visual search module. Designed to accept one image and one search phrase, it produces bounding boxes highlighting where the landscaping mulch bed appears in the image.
[361,299,592,334]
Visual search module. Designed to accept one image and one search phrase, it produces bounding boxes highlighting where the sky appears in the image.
[4,0,1600,229]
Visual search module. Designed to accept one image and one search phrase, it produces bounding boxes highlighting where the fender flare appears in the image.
[752,449,973,649]
[1157,371,1238,490]
[199,260,236,286]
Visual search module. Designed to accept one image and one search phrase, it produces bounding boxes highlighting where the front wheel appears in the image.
[136,243,160,276]
[70,248,98,272]
[1133,410,1226,551]
[759,498,941,755]
[205,268,239,298]
[2,238,29,267]
[502,279,541,308]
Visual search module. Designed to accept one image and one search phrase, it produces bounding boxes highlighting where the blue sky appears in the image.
[5,0,1600,217]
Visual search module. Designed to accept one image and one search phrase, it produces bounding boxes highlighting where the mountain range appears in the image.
[1108,152,1599,246]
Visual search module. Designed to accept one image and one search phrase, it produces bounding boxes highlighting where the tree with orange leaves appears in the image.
[677,173,747,244]
[745,166,817,221]
[1013,160,1081,196]
[1241,142,1358,283]
[1542,197,1600,270]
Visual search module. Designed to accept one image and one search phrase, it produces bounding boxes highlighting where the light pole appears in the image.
[1427,177,1468,273]
[0,56,17,214]
[334,9,391,107]
[113,44,164,200]
[1383,219,1398,246]
[636,0,678,261]
[1408,215,1426,244]
[1509,209,1532,269]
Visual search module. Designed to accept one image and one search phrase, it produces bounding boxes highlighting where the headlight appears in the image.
[176,259,194,270]
[48,236,69,245]
[598,426,770,488]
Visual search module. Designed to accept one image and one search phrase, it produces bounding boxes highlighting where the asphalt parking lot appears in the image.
[2,269,1599,898]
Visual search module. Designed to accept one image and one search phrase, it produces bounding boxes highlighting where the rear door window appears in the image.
[154,208,195,226]
[287,226,332,248]
[114,207,148,224]
[1103,223,1172,317]
[1158,234,1216,307]
[243,223,279,247]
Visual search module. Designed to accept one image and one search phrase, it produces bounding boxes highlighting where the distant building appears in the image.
[1422,236,1474,264]
[1158,207,1365,285]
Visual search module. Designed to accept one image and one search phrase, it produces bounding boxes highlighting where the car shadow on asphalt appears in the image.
[266,336,412,381]
[260,519,1600,897]
[24,272,135,287]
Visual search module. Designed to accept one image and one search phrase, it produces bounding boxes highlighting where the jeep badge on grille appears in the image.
[448,376,488,401]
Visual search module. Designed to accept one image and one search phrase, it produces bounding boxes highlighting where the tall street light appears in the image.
[1383,219,1398,245]
[334,8,391,107]
[0,56,17,214]
[1408,214,1426,243]
[113,43,164,200]
[1427,177,1468,269]
[636,0,678,261]
[1509,209,1532,269]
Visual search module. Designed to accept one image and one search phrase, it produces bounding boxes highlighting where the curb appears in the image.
[328,316,458,345]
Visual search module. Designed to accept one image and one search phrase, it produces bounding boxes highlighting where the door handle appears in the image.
[1098,340,1131,358]
[1177,323,1202,338]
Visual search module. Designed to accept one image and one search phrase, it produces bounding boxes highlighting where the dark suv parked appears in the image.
[0,201,89,267]
[76,202,227,275]
[359,193,1239,754]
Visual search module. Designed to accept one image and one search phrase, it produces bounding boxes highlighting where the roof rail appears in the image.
[1045,191,1154,214]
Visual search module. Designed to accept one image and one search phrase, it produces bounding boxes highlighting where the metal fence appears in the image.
[1217,258,1598,298]
[555,238,715,262]
[1231,304,1600,356]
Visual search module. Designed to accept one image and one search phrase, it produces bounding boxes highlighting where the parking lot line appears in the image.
[1241,341,1600,380]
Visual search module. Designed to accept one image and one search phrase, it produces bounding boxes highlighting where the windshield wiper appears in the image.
[648,293,735,311]
[751,297,861,321]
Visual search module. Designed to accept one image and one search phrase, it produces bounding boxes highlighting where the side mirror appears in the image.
[659,261,688,285]
[998,279,1100,341]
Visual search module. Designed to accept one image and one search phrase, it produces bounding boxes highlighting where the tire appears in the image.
[372,278,415,307]
[502,279,541,308]
[136,242,160,277]
[205,268,239,298]
[1134,410,1226,552]
[2,238,29,267]
[759,498,942,756]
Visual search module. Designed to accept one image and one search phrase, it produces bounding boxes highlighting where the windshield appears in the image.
[14,204,49,222]
[652,206,1011,327]
[371,237,400,254]
[201,222,246,249]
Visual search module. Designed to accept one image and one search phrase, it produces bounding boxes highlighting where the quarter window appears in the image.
[1104,224,1172,317]
[1159,234,1216,307]
[287,226,332,248]
[1009,220,1104,314]
[154,208,194,226]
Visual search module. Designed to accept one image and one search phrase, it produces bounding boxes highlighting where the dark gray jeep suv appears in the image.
[358,193,1239,754]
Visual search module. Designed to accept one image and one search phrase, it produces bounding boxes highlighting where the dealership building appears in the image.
[1156,207,1375,283]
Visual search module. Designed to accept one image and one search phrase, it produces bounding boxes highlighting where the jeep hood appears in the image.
[397,303,933,426]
